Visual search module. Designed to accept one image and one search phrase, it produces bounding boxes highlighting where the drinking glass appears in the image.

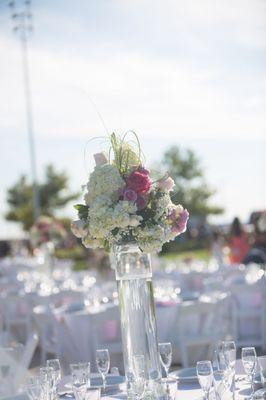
[96,349,110,389]
[39,366,55,400]
[47,359,61,383]
[196,360,213,400]
[132,355,146,400]
[47,359,61,399]
[256,356,266,398]
[26,376,43,400]
[223,341,236,393]
[70,363,87,400]
[258,356,266,388]
[242,347,257,397]
[223,341,236,371]
[213,370,226,400]
[158,342,172,378]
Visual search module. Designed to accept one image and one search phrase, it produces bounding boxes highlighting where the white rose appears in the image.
[93,152,109,166]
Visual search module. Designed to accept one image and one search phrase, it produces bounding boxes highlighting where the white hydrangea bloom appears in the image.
[86,164,125,205]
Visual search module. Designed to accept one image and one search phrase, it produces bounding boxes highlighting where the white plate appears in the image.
[170,367,198,383]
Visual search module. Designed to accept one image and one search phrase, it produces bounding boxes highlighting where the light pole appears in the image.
[9,0,40,222]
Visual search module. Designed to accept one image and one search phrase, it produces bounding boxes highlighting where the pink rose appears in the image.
[136,195,148,210]
[126,170,152,195]
[158,176,175,191]
[123,189,138,202]
[178,209,189,233]
[93,152,108,166]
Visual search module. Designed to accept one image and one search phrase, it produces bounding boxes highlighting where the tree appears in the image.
[158,146,223,218]
[5,164,79,231]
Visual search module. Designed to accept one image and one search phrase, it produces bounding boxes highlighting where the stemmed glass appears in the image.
[241,347,257,398]
[47,359,61,399]
[196,360,213,400]
[158,342,172,377]
[223,341,236,393]
[70,363,87,400]
[255,356,266,398]
[96,349,110,389]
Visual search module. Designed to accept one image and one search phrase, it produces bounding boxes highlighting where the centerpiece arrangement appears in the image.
[31,216,66,274]
[72,133,189,399]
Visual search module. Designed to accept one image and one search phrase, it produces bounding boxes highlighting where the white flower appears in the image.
[86,164,125,205]
[158,176,175,191]
[93,152,109,166]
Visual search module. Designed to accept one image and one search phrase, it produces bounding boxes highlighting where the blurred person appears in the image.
[210,229,226,267]
[244,211,266,264]
[229,217,249,264]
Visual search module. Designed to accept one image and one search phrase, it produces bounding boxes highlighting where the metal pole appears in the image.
[20,21,40,221]
[9,1,40,222]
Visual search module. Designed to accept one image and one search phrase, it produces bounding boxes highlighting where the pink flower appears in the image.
[126,169,152,195]
[93,152,108,166]
[136,195,148,210]
[178,209,189,233]
[158,176,175,191]
[123,189,138,202]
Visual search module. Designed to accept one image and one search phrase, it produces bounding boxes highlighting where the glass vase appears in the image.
[112,242,166,399]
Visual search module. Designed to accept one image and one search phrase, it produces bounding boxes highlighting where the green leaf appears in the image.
[74,204,89,221]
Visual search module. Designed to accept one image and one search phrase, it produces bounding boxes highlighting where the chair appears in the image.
[231,280,266,349]
[172,301,219,367]
[1,295,32,342]
[91,305,122,366]
[33,306,79,367]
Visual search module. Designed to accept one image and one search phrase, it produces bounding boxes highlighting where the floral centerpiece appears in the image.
[30,215,67,248]
[72,133,189,399]
[71,133,189,253]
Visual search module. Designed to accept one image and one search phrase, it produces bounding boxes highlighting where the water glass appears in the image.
[96,349,110,389]
[39,366,55,400]
[26,376,43,400]
[258,356,266,388]
[47,359,61,384]
[242,347,257,396]
[213,370,227,400]
[132,355,146,400]
[70,363,87,400]
[196,360,213,400]
[162,377,177,400]
[158,342,172,377]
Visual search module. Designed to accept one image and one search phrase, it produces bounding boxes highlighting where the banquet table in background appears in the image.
[0,256,265,372]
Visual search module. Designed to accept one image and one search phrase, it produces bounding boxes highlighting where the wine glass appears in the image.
[158,342,172,377]
[96,349,110,389]
[223,340,236,393]
[70,364,87,400]
[242,347,257,397]
[196,360,213,400]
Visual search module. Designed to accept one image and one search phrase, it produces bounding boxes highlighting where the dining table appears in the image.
[3,360,259,400]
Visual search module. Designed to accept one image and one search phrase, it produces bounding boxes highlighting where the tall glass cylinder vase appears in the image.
[112,242,166,400]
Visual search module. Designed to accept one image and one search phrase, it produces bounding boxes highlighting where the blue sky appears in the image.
[0,0,265,238]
